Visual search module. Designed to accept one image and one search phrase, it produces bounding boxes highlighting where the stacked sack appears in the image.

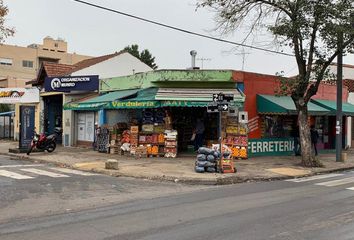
[195,147,220,173]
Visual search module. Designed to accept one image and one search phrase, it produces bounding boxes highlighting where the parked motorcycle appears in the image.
[26,127,62,155]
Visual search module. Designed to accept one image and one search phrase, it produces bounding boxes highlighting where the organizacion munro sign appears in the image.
[44,75,99,92]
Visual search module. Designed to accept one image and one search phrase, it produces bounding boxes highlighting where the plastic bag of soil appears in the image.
[205,161,216,167]
[195,166,205,173]
[213,151,221,159]
[206,167,216,173]
[198,147,213,155]
[196,154,207,161]
[196,161,207,167]
[206,154,216,162]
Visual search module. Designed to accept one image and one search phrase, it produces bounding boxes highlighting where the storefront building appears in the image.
[64,70,246,157]
[0,87,40,148]
[234,71,354,157]
[25,51,153,147]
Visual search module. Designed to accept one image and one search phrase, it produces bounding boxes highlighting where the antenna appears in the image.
[196,57,211,69]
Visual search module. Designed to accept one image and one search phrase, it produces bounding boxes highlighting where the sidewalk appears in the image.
[1,140,354,185]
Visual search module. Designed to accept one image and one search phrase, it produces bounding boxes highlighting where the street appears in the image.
[0,157,354,239]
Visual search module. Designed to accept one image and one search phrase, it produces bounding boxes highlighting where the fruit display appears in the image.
[224,116,248,159]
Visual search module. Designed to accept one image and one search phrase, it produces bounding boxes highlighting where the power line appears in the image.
[71,0,295,57]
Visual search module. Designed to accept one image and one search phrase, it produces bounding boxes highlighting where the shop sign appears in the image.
[0,88,39,104]
[19,105,35,148]
[44,75,99,92]
[109,101,159,109]
[248,138,294,157]
[162,100,207,107]
[63,102,105,110]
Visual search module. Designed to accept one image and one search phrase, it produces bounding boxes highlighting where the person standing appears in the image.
[310,125,319,156]
[291,124,301,156]
[194,118,205,151]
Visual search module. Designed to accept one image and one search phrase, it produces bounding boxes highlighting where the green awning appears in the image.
[310,99,354,116]
[257,95,329,115]
[64,89,139,110]
[106,88,160,109]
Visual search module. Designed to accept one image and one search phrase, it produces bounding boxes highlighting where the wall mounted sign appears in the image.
[44,75,99,92]
[0,88,39,104]
[19,105,35,149]
[248,138,294,157]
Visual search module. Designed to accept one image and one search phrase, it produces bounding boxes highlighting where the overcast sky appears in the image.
[3,0,354,77]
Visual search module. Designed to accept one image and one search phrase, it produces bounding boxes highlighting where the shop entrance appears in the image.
[169,107,218,153]
[43,94,63,143]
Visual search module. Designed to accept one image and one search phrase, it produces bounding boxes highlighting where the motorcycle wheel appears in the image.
[47,142,56,153]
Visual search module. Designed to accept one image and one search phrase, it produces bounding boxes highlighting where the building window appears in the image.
[0,58,13,66]
[22,60,34,68]
[54,43,58,48]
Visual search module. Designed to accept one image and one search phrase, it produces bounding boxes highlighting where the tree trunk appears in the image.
[298,105,322,167]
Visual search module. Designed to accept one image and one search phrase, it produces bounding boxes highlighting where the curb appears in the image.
[2,152,354,185]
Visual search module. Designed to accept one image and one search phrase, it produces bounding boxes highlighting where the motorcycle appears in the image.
[26,127,62,155]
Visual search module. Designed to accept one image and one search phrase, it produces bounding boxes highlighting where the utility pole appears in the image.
[336,31,343,162]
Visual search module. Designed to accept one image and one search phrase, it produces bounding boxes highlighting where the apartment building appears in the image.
[0,36,92,87]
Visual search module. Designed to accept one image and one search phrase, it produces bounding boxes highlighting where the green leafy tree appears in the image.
[0,104,10,113]
[0,0,14,43]
[198,0,354,167]
[124,44,158,70]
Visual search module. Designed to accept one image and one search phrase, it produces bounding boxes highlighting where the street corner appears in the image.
[73,161,106,171]
[266,167,312,177]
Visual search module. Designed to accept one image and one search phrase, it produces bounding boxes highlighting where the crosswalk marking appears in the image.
[20,168,69,178]
[49,168,98,176]
[286,173,344,183]
[315,176,354,187]
[0,170,33,179]
[0,164,43,168]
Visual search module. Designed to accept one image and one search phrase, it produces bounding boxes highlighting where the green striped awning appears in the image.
[106,88,160,109]
[310,99,354,116]
[64,89,139,110]
[257,95,329,115]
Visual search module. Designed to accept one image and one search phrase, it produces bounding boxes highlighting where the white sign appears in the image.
[0,88,40,104]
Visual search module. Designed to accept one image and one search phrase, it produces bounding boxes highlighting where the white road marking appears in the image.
[0,170,33,179]
[315,177,354,187]
[49,168,98,176]
[346,187,354,191]
[20,168,69,178]
[285,173,344,183]
[0,164,43,168]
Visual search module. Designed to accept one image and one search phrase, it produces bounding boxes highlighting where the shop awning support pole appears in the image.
[336,31,343,162]
[218,111,222,170]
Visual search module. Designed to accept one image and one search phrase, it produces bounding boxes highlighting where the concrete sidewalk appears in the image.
[1,140,354,185]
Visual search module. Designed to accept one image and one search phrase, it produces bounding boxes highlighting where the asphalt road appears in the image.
[1,156,354,240]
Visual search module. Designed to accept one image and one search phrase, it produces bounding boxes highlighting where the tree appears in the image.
[0,104,10,113]
[198,0,354,167]
[0,0,14,43]
[124,44,158,70]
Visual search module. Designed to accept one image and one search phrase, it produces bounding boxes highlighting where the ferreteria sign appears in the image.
[248,138,294,157]
[0,88,39,104]
[44,75,99,92]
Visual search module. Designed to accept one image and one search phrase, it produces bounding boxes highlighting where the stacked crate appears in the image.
[164,130,178,158]
[130,126,139,155]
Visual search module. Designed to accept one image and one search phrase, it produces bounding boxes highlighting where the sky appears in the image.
[3,0,354,77]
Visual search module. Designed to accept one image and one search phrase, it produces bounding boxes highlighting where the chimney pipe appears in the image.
[190,50,197,69]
